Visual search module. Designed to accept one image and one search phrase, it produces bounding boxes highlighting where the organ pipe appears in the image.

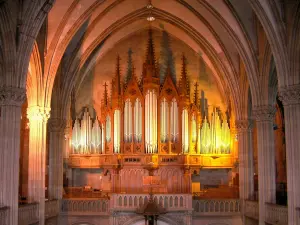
[106,116,111,143]
[160,98,168,143]
[101,123,105,153]
[191,114,197,143]
[71,119,81,153]
[91,117,101,153]
[145,90,157,153]
[124,99,132,143]
[134,99,142,143]
[71,109,104,154]
[182,109,189,153]
[80,109,92,154]
[170,98,178,142]
[114,110,121,153]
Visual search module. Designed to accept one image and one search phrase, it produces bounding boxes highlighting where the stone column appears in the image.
[48,118,66,200]
[279,85,300,224]
[27,106,50,225]
[253,105,276,225]
[0,87,26,225]
[236,120,254,222]
[63,124,72,187]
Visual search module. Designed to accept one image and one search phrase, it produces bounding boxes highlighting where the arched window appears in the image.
[134,98,142,143]
[160,98,169,143]
[124,99,132,143]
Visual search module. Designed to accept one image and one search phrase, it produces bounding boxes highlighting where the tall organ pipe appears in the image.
[114,110,121,153]
[145,90,157,153]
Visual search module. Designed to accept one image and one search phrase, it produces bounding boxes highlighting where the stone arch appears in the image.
[248,0,288,87]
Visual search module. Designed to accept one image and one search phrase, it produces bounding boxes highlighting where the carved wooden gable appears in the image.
[124,76,143,101]
[160,73,179,101]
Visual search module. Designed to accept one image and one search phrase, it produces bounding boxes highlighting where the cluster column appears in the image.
[0,87,26,225]
[253,105,276,225]
[236,120,254,221]
[27,106,50,225]
[279,85,300,224]
[48,118,66,200]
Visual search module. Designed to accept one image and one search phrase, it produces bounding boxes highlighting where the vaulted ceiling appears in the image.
[18,0,299,120]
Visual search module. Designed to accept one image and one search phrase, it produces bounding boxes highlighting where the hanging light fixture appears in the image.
[146,0,155,22]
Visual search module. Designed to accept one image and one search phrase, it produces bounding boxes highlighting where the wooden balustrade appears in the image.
[18,203,39,225]
[45,200,59,219]
[193,199,240,216]
[244,200,259,220]
[297,208,300,225]
[265,203,288,225]
[0,207,9,225]
[61,199,110,215]
[111,194,192,212]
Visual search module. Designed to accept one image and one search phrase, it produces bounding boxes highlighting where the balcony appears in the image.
[18,203,39,225]
[61,199,110,216]
[0,206,9,225]
[265,203,288,225]
[244,200,259,220]
[193,199,240,216]
[111,193,192,212]
[45,200,59,219]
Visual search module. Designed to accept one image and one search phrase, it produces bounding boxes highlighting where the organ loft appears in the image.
[67,29,234,195]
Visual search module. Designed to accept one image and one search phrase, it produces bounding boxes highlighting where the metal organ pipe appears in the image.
[145,90,157,153]
[106,116,111,143]
[182,109,189,153]
[101,123,105,153]
[124,100,132,142]
[160,98,168,143]
[134,99,142,143]
[114,110,121,153]
[170,99,178,142]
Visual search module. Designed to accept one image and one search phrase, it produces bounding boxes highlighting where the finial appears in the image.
[145,28,156,66]
[194,82,199,105]
[115,55,121,95]
[103,82,108,105]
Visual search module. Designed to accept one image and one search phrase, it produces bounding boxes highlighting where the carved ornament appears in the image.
[0,87,26,106]
[48,118,66,132]
[252,105,276,122]
[27,106,50,122]
[278,85,300,106]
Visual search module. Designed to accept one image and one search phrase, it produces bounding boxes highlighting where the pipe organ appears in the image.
[70,29,232,160]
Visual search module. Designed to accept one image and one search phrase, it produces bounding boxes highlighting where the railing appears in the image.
[0,207,9,225]
[61,199,110,215]
[244,200,259,220]
[64,187,110,198]
[193,199,240,216]
[297,207,300,225]
[111,194,192,212]
[45,200,59,219]
[265,203,288,225]
[18,202,39,225]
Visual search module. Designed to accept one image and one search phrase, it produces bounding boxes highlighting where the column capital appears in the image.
[278,85,300,106]
[48,118,66,132]
[235,120,250,133]
[252,105,276,122]
[27,106,50,122]
[0,87,26,106]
